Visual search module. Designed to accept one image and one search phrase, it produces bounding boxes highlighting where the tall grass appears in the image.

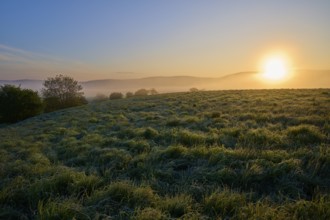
[0,89,329,219]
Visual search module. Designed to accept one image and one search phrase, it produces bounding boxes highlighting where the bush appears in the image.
[0,85,43,123]
[149,88,158,95]
[135,89,149,96]
[126,92,134,98]
[189,88,199,92]
[109,92,123,100]
[42,74,87,112]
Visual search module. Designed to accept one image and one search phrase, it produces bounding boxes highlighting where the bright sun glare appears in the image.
[261,55,290,82]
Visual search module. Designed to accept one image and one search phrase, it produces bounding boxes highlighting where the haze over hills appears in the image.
[0,69,329,97]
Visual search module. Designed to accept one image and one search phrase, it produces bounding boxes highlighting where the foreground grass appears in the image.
[0,89,329,219]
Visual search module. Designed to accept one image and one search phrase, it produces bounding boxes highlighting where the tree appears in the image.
[149,88,158,95]
[0,85,43,123]
[126,92,134,98]
[109,92,123,100]
[134,88,149,96]
[42,74,87,112]
[189,88,199,92]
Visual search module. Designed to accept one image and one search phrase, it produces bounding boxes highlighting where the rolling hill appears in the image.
[0,89,329,219]
[1,69,329,97]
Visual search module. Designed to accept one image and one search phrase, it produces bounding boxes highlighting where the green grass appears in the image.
[0,89,329,219]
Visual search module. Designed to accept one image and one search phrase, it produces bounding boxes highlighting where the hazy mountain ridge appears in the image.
[1,70,329,97]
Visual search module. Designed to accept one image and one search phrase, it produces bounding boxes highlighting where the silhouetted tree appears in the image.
[0,85,43,123]
[42,74,87,112]
[134,89,149,96]
[109,92,123,100]
[126,92,134,98]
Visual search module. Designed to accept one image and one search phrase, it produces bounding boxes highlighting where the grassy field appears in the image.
[0,89,329,219]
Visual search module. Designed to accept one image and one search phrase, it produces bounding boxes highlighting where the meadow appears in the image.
[0,89,329,219]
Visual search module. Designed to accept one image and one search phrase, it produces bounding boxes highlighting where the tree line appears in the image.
[0,74,160,123]
[94,88,158,102]
[0,75,87,123]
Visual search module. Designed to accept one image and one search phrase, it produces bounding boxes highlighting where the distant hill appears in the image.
[1,69,329,97]
[215,70,330,89]
[82,76,215,96]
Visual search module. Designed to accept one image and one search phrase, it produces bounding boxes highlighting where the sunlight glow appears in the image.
[260,54,291,82]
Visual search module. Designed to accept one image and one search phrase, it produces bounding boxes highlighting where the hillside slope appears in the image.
[0,89,330,219]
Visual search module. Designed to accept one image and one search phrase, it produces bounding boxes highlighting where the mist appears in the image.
[1,69,329,98]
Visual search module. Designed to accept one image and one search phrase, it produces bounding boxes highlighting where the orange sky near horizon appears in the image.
[0,1,329,81]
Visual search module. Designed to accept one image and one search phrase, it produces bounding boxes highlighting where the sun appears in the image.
[260,55,291,82]
[263,58,287,80]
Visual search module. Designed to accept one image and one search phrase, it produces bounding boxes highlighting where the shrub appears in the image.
[135,89,149,96]
[149,88,158,95]
[0,84,43,123]
[126,91,134,98]
[109,92,123,100]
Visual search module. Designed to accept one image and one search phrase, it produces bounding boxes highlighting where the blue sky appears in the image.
[1,0,329,80]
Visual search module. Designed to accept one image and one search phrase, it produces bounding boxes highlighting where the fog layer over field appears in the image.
[1,70,329,97]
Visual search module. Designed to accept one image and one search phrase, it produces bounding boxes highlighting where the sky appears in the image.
[0,0,329,80]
